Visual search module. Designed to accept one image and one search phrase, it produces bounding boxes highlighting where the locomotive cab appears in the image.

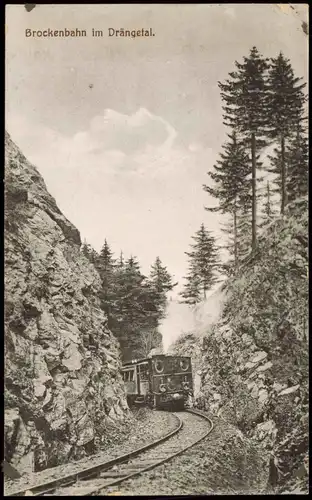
[151,355,193,410]
[121,355,193,411]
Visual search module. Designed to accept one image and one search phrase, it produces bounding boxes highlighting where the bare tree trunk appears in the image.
[251,132,257,251]
[281,134,287,214]
[266,181,271,219]
[233,206,238,266]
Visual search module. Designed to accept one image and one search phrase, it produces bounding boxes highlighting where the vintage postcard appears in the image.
[4,3,308,496]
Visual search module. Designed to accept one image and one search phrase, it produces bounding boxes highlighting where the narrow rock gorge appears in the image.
[4,132,129,474]
[171,201,309,494]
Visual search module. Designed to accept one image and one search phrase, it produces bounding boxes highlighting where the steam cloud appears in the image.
[160,286,226,352]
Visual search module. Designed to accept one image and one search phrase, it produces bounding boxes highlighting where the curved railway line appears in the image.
[6,410,213,497]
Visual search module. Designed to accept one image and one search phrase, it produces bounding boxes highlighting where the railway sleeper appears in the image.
[99,471,132,478]
[117,465,157,472]
[120,462,158,468]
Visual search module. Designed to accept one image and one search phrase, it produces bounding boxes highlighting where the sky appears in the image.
[5,4,308,297]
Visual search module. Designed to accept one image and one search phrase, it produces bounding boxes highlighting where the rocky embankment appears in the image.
[4,132,129,474]
[172,201,309,494]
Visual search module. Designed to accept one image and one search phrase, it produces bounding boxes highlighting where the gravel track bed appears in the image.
[49,411,210,496]
[4,409,178,496]
[95,411,211,496]
[99,412,268,496]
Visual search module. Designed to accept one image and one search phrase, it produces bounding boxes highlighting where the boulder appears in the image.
[278,385,300,397]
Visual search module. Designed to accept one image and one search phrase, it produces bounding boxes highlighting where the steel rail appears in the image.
[86,409,214,497]
[7,409,214,497]
[6,413,182,497]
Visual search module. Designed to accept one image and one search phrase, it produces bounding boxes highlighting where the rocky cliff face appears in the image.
[202,203,308,493]
[171,200,308,494]
[4,132,129,474]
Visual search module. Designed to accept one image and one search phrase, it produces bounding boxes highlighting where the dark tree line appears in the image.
[81,239,176,361]
[181,48,307,303]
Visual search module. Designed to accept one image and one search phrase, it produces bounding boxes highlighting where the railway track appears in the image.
[6,409,213,497]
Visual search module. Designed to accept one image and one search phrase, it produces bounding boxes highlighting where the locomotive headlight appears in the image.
[173,393,183,400]
[155,359,164,373]
[159,384,167,393]
[180,359,189,371]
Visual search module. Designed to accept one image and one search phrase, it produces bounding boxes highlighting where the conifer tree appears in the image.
[150,256,176,293]
[98,239,115,272]
[96,239,116,319]
[236,208,252,261]
[259,181,278,228]
[179,269,202,306]
[266,52,307,213]
[117,251,124,268]
[181,224,219,304]
[111,256,161,361]
[81,239,90,259]
[218,47,269,250]
[149,257,177,318]
[81,239,98,264]
[287,126,308,204]
[204,131,253,267]
[219,217,238,275]
[204,131,251,215]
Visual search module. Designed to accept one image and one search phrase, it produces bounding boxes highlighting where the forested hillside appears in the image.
[171,47,308,494]
[180,48,307,303]
[81,242,176,361]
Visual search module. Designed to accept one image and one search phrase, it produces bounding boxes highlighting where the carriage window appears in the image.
[122,370,134,382]
[139,364,149,381]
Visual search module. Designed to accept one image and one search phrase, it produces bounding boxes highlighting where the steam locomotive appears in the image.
[121,354,193,410]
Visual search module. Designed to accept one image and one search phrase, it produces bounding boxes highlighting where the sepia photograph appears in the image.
[4,3,309,496]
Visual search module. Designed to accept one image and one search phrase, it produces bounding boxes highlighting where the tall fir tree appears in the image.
[266,52,307,213]
[203,130,252,267]
[149,256,177,318]
[204,131,251,214]
[96,239,116,319]
[179,269,202,306]
[218,47,269,250]
[180,224,219,304]
[286,125,308,204]
[150,256,176,293]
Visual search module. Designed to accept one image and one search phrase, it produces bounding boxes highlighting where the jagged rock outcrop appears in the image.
[170,200,308,494]
[4,132,129,474]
